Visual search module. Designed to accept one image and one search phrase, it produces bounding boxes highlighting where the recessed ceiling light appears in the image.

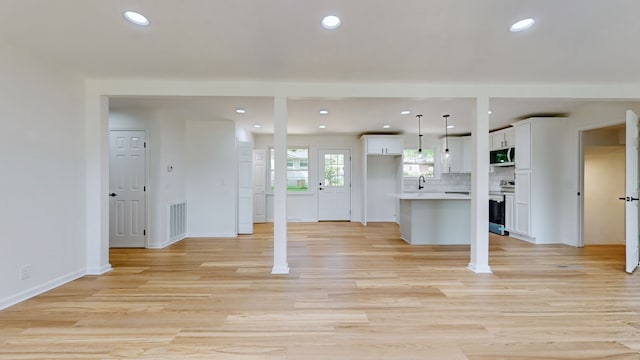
[383,125,391,129]
[488,110,493,115]
[510,18,535,32]
[123,11,149,26]
[318,125,327,129]
[447,125,455,129]
[235,108,246,114]
[319,109,329,115]
[401,110,411,115]
[321,15,341,30]
[253,124,262,128]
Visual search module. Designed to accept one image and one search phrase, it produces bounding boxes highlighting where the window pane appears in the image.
[270,148,309,192]
[403,148,435,178]
[288,148,308,191]
[324,153,345,187]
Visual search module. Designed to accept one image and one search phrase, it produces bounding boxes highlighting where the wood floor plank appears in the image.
[1,223,639,359]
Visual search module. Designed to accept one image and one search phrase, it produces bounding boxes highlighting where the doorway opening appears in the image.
[581,124,625,246]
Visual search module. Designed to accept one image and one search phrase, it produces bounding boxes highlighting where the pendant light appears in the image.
[443,114,450,158]
[416,114,423,153]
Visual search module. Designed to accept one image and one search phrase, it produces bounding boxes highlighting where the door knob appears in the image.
[619,197,627,200]
[109,193,117,197]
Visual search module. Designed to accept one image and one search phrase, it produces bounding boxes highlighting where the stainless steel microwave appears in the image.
[490,147,515,166]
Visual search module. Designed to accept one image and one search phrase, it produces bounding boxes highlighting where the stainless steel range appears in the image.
[489,180,515,235]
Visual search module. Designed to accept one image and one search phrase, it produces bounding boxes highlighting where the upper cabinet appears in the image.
[514,122,531,170]
[364,135,403,155]
[441,136,471,173]
[490,127,515,150]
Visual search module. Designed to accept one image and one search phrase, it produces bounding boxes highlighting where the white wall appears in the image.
[186,120,237,236]
[584,146,625,244]
[0,47,86,309]
[254,134,362,222]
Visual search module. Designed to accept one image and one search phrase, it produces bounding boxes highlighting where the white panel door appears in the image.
[238,142,253,234]
[625,110,639,273]
[318,149,351,221]
[253,149,266,223]
[109,130,146,248]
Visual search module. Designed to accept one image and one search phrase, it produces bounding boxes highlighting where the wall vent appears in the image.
[169,201,187,242]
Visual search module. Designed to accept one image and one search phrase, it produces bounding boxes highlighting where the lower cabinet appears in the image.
[513,171,531,237]
[504,193,514,232]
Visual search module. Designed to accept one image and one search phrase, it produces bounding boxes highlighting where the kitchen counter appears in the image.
[398,193,471,245]
[398,192,471,200]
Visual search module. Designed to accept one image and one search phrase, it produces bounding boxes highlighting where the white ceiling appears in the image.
[7,1,640,135]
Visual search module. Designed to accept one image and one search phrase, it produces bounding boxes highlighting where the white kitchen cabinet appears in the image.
[514,122,531,170]
[513,171,530,236]
[490,127,515,150]
[509,118,566,244]
[504,193,514,232]
[441,136,471,173]
[361,135,403,225]
[365,135,403,155]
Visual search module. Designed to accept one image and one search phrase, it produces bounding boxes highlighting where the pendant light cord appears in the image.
[416,114,423,152]
[443,114,450,155]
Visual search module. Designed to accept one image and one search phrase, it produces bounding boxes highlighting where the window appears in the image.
[403,148,435,178]
[323,153,345,187]
[269,147,309,192]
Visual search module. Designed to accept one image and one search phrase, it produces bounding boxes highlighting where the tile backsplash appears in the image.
[404,173,471,192]
[402,166,515,193]
[489,166,516,191]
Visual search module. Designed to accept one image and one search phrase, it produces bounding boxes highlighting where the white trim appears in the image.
[271,265,290,275]
[147,235,187,249]
[366,217,397,222]
[467,263,492,274]
[187,232,238,238]
[509,232,536,244]
[86,264,112,275]
[0,269,86,311]
[576,120,626,248]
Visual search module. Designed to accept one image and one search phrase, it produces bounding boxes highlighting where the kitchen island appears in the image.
[398,193,471,245]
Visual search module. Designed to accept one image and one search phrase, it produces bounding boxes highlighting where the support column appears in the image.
[86,93,112,275]
[469,96,492,273]
[272,96,289,274]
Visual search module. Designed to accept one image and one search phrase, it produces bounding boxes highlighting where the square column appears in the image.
[272,96,289,274]
[469,96,492,273]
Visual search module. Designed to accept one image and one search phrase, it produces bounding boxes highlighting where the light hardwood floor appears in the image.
[1,222,639,359]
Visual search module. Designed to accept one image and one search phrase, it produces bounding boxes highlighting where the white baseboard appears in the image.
[187,232,238,238]
[86,264,112,275]
[366,217,397,222]
[0,269,86,311]
[509,232,536,244]
[147,235,186,249]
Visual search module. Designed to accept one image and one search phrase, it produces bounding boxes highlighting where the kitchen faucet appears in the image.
[418,175,426,190]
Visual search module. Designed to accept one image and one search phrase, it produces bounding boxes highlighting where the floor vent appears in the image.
[169,201,187,241]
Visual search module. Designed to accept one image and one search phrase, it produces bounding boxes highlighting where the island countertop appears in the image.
[398,192,471,200]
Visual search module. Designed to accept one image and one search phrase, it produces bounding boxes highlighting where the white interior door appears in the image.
[253,149,266,223]
[625,110,639,273]
[238,142,253,234]
[109,130,146,248]
[318,149,351,221]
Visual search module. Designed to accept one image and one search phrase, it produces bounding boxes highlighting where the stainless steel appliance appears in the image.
[489,194,506,235]
[490,147,515,166]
